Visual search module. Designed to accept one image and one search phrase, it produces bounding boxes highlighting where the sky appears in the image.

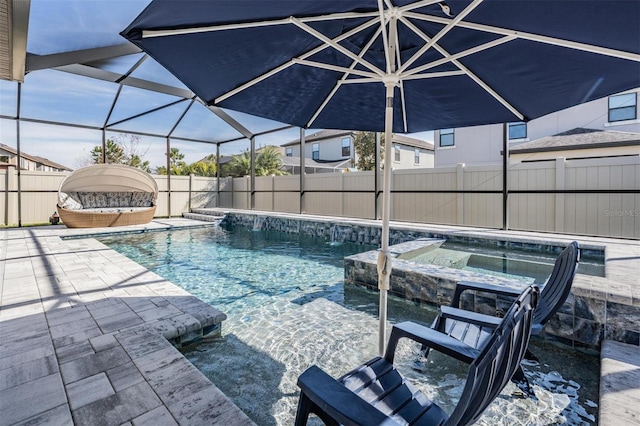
[0,0,435,170]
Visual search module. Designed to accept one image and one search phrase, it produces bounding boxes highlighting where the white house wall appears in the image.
[435,89,640,168]
[435,125,504,167]
[392,145,435,169]
[286,135,352,162]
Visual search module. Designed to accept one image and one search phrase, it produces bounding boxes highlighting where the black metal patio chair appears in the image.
[424,241,580,397]
[295,285,539,426]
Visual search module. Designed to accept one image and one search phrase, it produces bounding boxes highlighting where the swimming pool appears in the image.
[98,225,599,426]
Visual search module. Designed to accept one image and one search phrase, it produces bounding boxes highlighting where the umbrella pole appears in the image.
[378,80,395,355]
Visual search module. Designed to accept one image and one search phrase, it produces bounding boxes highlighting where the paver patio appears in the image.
[0,219,254,426]
[1,215,638,425]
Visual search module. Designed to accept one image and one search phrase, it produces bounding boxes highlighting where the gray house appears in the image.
[281,129,434,171]
[434,89,640,167]
[509,128,640,163]
[0,143,72,172]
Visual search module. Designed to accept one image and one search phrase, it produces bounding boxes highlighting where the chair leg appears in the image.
[524,348,539,362]
[511,366,537,400]
[414,316,441,371]
[294,393,313,426]
[295,392,339,426]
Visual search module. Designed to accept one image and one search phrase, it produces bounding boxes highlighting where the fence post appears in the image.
[457,163,465,225]
[215,143,220,208]
[5,166,18,226]
[230,177,234,209]
[2,169,6,226]
[247,176,251,210]
[341,171,345,217]
[250,136,255,210]
[188,173,193,212]
[555,157,566,232]
[375,132,381,220]
[502,123,509,230]
[166,137,172,218]
[299,128,306,214]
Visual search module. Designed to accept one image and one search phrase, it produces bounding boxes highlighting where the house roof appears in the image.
[281,129,354,147]
[0,143,73,171]
[509,128,640,154]
[280,155,350,169]
[281,129,434,152]
[1,0,29,82]
[391,134,434,151]
[194,152,349,171]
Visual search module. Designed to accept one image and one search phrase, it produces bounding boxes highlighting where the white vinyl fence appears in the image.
[1,155,638,238]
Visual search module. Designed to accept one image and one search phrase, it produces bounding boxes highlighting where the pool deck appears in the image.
[0,219,255,426]
[1,214,638,425]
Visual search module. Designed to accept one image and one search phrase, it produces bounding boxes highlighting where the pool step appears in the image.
[183,212,225,222]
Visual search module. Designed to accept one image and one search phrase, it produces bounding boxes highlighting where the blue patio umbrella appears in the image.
[122,0,640,354]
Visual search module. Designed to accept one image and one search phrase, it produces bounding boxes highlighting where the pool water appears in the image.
[98,226,599,426]
[406,240,604,284]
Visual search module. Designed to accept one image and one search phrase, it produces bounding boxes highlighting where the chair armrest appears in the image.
[297,365,402,426]
[452,281,522,307]
[386,321,480,364]
[440,306,503,329]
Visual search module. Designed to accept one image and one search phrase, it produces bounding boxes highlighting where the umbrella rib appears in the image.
[141,11,379,38]
[377,0,392,74]
[399,80,408,132]
[307,25,385,128]
[398,0,444,13]
[399,19,516,76]
[405,12,640,62]
[339,71,467,84]
[399,0,484,73]
[143,18,291,38]
[215,17,380,104]
[216,61,296,105]
[293,58,380,78]
[433,42,525,120]
[402,15,524,119]
[401,70,466,80]
[392,18,408,132]
[339,78,383,84]
[290,17,385,76]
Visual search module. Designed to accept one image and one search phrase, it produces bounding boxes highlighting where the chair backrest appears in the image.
[446,285,539,426]
[535,241,579,327]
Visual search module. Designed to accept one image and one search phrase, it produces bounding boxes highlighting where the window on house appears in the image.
[285,147,292,157]
[508,122,527,140]
[414,149,420,164]
[439,128,454,147]
[312,143,319,160]
[394,145,400,161]
[0,155,9,163]
[609,93,637,122]
[341,137,351,157]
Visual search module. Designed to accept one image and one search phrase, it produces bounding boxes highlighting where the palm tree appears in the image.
[227,146,287,177]
[256,145,287,176]
[188,160,217,177]
[227,151,252,177]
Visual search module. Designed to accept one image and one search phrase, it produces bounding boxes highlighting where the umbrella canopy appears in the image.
[122,0,640,354]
